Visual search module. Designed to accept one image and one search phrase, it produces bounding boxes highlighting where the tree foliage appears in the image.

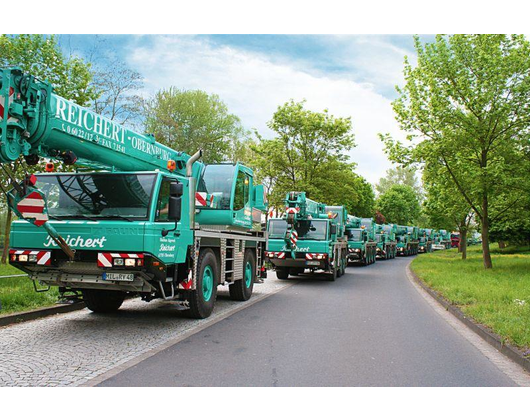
[375,184,421,225]
[382,34,530,268]
[144,88,249,163]
[250,100,372,215]
[0,34,96,106]
[376,165,423,199]
[92,59,144,128]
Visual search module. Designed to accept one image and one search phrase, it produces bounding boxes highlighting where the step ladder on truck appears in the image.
[0,67,268,319]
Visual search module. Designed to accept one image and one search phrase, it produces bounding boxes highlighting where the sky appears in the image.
[59,34,428,185]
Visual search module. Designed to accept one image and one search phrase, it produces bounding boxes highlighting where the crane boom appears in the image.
[0,68,201,178]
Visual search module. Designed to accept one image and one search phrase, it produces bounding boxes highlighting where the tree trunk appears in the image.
[481,194,493,269]
[1,208,13,264]
[498,240,506,249]
[459,226,467,260]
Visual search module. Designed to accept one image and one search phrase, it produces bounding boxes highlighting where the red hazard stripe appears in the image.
[0,87,15,120]
[195,192,207,206]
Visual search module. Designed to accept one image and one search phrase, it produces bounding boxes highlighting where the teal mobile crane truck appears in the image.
[374,223,397,260]
[266,192,348,281]
[418,228,434,253]
[345,216,376,265]
[396,225,419,256]
[0,67,268,319]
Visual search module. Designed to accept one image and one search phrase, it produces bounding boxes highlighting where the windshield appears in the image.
[347,229,362,241]
[268,219,287,238]
[397,235,405,242]
[375,234,383,242]
[35,173,157,220]
[199,164,236,210]
[268,219,328,241]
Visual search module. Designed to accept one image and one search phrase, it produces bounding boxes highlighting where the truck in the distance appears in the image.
[345,216,377,265]
[266,192,348,281]
[396,225,419,256]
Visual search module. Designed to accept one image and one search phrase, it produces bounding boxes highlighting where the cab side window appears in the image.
[155,178,171,222]
[233,171,250,211]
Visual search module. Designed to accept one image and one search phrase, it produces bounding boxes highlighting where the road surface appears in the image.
[98,257,521,386]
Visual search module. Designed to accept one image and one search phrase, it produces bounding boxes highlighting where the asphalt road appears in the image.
[99,256,517,386]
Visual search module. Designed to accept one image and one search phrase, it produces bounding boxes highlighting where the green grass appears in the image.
[0,263,59,315]
[411,245,530,354]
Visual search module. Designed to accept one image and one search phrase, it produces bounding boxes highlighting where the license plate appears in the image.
[306,261,320,266]
[104,273,134,282]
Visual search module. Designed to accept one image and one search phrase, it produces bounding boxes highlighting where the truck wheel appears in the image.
[229,250,255,301]
[185,248,218,319]
[83,289,125,313]
[328,263,337,281]
[276,267,289,280]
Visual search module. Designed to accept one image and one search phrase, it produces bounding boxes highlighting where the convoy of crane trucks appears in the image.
[1,67,462,318]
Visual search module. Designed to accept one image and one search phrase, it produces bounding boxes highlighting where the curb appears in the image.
[408,265,530,373]
[0,302,86,328]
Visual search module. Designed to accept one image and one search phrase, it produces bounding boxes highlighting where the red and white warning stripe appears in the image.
[178,270,193,290]
[195,192,215,207]
[289,230,298,246]
[10,249,51,265]
[97,252,144,267]
[285,207,299,214]
[265,251,286,259]
[0,87,18,123]
[305,253,327,260]
[17,191,48,227]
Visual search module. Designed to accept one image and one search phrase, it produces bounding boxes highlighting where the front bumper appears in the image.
[268,257,326,269]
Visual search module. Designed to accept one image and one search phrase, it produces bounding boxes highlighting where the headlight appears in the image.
[114,258,124,266]
[19,254,28,262]
[29,254,38,262]
[125,258,136,267]
[355,248,361,253]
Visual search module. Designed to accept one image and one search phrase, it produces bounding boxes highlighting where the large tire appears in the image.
[185,248,218,319]
[229,249,255,301]
[327,254,338,281]
[83,289,125,313]
[276,267,289,280]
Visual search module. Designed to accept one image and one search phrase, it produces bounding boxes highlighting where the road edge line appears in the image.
[81,280,298,387]
[406,261,530,385]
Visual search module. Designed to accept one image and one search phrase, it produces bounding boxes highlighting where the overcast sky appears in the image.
[60,35,430,185]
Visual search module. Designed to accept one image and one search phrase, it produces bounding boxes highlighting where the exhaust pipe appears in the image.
[186,150,203,229]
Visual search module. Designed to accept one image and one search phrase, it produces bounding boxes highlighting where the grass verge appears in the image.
[0,263,59,315]
[411,245,530,356]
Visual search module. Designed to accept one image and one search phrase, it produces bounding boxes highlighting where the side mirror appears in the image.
[170,182,184,197]
[168,196,182,222]
[162,181,183,237]
[330,224,337,235]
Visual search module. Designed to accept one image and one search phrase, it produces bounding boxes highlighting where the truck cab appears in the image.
[10,164,267,318]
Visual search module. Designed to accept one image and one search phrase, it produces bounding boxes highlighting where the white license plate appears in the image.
[306,261,320,266]
[104,273,134,282]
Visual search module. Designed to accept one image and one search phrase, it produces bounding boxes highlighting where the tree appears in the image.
[422,167,473,259]
[375,184,421,226]
[144,88,249,163]
[92,59,144,129]
[0,34,96,263]
[376,165,423,199]
[382,35,530,269]
[250,100,367,213]
[0,35,96,106]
